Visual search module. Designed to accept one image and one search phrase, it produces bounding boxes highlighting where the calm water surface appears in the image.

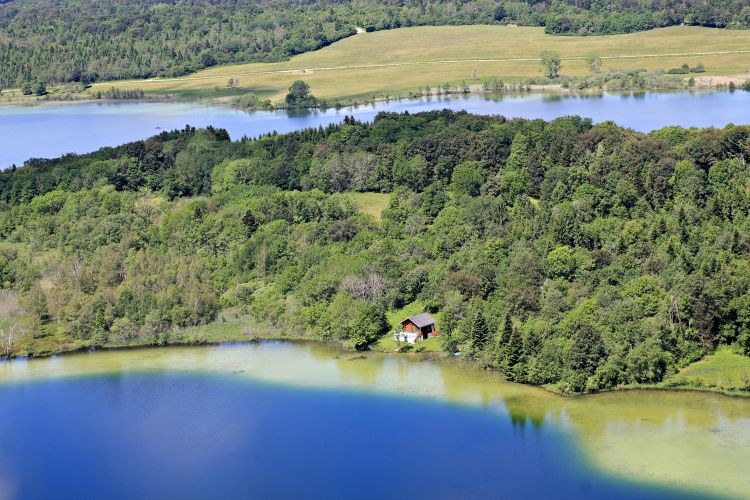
[2,90,750,169]
[1,341,748,499]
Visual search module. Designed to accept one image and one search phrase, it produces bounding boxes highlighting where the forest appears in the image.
[2,111,750,393]
[1,0,749,87]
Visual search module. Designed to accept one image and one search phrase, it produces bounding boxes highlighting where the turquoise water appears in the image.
[2,90,749,169]
[0,342,736,499]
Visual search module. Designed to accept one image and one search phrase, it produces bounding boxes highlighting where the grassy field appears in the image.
[346,192,391,220]
[90,25,750,104]
[665,347,750,392]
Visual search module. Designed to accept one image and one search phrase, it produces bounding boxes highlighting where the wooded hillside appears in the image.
[2,111,750,393]
[1,0,749,87]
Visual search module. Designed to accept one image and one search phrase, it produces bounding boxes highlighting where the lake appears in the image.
[2,90,750,169]
[1,341,748,499]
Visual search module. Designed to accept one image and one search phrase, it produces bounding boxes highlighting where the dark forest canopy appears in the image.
[3,110,750,393]
[1,0,749,87]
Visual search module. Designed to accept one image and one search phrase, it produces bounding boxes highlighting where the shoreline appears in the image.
[1,80,745,112]
[0,94,191,109]
[6,328,749,400]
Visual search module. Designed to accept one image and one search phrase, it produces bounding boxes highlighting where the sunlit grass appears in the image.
[91,25,750,103]
[666,346,750,391]
[346,192,391,220]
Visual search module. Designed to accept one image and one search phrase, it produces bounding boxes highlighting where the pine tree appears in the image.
[658,216,667,236]
[678,206,689,243]
[470,307,489,352]
[494,314,512,367]
[569,324,606,375]
[505,327,524,369]
[500,313,513,345]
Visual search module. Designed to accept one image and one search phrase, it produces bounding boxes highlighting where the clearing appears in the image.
[346,192,391,221]
[666,346,750,392]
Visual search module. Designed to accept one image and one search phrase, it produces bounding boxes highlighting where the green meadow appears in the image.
[91,25,750,104]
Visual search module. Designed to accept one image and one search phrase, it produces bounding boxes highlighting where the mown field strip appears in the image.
[130,49,750,84]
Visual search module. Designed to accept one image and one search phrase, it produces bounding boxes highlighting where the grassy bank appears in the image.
[662,347,750,393]
[82,25,750,105]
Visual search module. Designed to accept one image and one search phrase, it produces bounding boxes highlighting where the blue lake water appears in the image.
[2,90,750,169]
[1,341,741,499]
[0,372,695,500]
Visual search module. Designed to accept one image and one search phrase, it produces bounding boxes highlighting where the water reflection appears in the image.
[541,93,565,103]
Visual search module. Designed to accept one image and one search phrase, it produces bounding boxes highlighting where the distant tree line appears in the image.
[94,87,145,100]
[561,69,687,91]
[543,0,750,35]
[666,63,706,75]
[1,0,749,88]
[3,112,750,392]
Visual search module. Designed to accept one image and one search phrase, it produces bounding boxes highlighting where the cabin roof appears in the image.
[401,313,436,328]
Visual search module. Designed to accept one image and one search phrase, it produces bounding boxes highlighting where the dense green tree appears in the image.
[540,51,562,79]
[500,313,513,346]
[285,80,316,108]
[569,324,606,376]
[546,246,577,279]
[450,161,483,196]
[420,182,449,219]
[625,339,673,383]
[505,325,524,369]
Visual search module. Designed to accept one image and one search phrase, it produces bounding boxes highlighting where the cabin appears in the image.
[394,313,438,344]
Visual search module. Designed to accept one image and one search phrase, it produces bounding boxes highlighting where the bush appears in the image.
[588,355,626,391]
[625,338,673,383]
[667,63,705,75]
